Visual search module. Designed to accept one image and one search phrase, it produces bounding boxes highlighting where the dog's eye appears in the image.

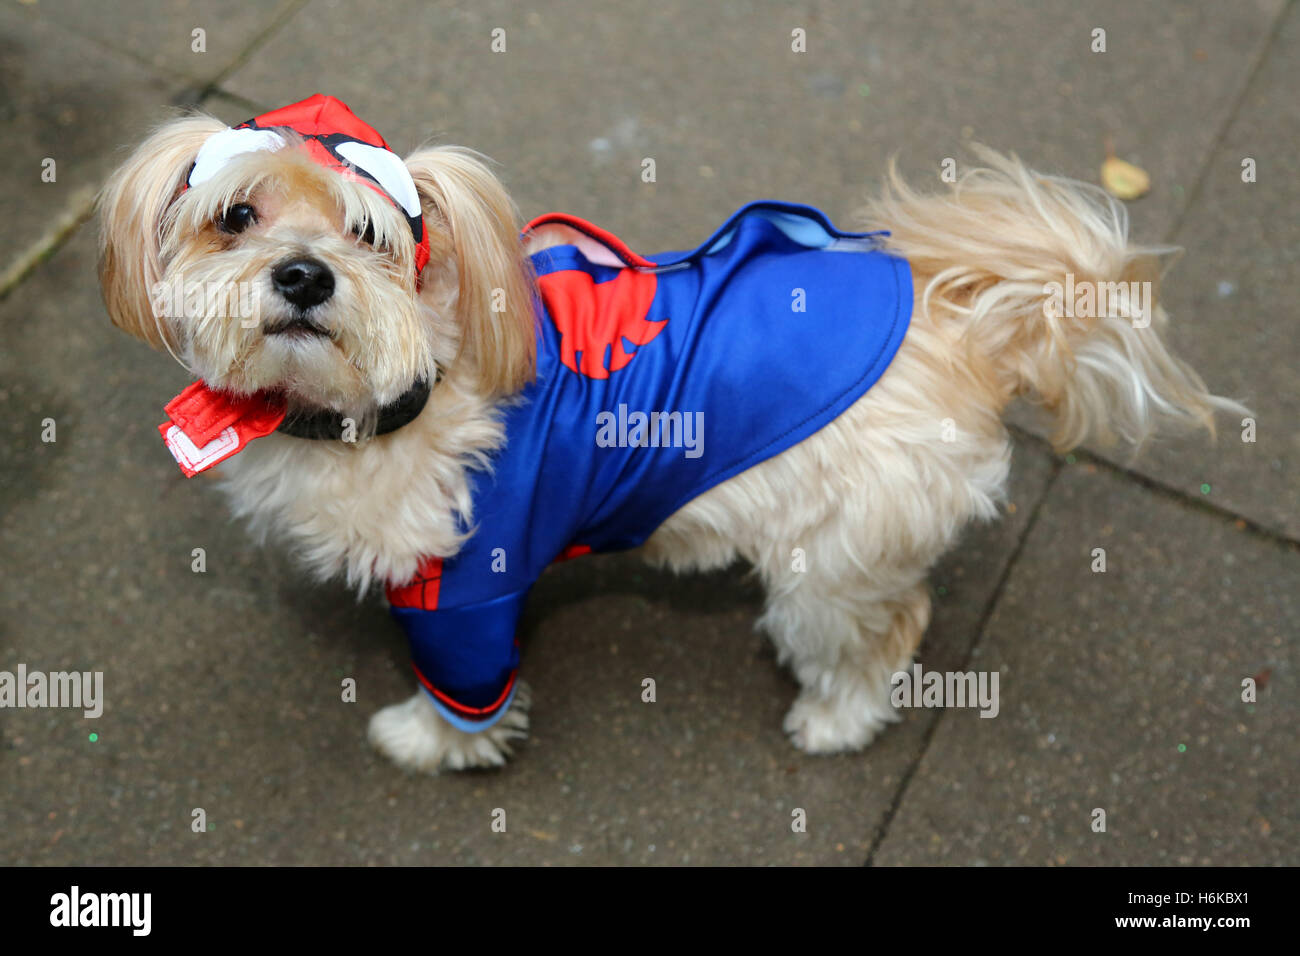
[352,220,377,246]
[218,203,258,234]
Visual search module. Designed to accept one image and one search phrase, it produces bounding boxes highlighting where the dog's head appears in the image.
[98,94,535,418]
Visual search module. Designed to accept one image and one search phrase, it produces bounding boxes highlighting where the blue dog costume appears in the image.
[388,202,913,731]
[156,96,913,733]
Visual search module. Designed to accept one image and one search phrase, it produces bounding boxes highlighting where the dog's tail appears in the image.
[857,146,1246,451]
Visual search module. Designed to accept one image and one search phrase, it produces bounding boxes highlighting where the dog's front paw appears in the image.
[368,682,531,773]
[782,689,895,755]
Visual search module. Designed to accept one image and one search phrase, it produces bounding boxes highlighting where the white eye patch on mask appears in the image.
[185,126,422,219]
[187,127,287,189]
[183,115,431,275]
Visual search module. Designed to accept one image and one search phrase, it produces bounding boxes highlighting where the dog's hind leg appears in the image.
[757,549,932,753]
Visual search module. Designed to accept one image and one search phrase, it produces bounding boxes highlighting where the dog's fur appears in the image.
[99,115,1243,772]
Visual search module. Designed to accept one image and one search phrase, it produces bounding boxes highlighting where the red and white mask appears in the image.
[186,93,429,275]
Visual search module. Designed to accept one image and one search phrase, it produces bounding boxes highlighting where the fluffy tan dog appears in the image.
[99,98,1242,773]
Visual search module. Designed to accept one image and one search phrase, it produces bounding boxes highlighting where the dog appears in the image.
[98,94,1243,773]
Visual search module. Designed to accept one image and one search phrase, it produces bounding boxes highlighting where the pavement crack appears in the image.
[0,187,97,303]
[1006,423,1300,552]
[863,454,1064,866]
[1164,0,1296,244]
[190,0,311,103]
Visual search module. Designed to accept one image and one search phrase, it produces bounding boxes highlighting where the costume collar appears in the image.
[522,200,888,273]
[158,376,433,478]
[276,376,433,441]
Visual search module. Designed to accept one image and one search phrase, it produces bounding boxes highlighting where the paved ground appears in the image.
[1,0,1295,865]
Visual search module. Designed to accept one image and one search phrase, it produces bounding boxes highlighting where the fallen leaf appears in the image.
[1101,155,1151,200]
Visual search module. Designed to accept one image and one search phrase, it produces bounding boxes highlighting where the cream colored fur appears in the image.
[99,119,1244,772]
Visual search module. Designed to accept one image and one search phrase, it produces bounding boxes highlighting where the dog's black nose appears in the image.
[271,257,334,308]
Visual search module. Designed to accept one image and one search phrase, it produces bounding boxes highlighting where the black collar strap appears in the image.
[276,375,434,441]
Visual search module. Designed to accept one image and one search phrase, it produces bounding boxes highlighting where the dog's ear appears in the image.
[404,146,536,396]
[97,114,227,351]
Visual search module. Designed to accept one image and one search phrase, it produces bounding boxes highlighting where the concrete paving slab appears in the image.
[13,0,299,91]
[872,461,1298,865]
[221,0,1282,255]
[0,5,176,282]
[1081,3,1299,539]
[0,226,1055,865]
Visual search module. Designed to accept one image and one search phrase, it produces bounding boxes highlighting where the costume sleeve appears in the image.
[386,557,527,732]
